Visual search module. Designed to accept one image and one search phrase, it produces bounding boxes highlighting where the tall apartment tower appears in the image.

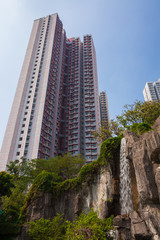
[99,91,109,127]
[0,13,100,171]
[143,79,160,101]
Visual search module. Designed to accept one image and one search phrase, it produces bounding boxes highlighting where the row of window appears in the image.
[16,18,50,157]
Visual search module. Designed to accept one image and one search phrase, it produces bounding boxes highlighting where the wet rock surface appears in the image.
[115,117,160,239]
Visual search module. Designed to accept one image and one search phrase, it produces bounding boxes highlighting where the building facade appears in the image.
[0,13,100,171]
[99,91,109,127]
[143,79,160,101]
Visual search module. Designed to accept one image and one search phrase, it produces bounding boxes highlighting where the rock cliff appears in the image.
[24,166,113,223]
[19,136,121,239]
[20,117,160,239]
[114,117,160,240]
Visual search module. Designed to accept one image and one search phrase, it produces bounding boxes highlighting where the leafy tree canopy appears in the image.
[7,153,85,183]
[117,100,160,128]
[0,172,14,197]
[94,120,123,143]
[1,153,85,238]
[95,100,160,142]
[33,153,85,180]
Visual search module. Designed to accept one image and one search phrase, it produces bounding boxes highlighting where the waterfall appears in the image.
[120,137,133,214]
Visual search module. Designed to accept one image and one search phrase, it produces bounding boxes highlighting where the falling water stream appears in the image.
[120,138,133,214]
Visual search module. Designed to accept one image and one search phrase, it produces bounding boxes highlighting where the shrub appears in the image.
[130,122,152,137]
[27,210,114,240]
[27,214,66,240]
[65,210,114,240]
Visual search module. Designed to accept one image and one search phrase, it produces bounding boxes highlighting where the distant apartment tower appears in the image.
[99,91,109,127]
[0,13,100,171]
[143,79,160,101]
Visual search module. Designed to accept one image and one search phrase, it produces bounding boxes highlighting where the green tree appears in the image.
[55,153,85,179]
[7,158,36,184]
[0,172,14,197]
[109,119,124,137]
[94,120,123,143]
[116,100,160,128]
[1,181,26,223]
[94,121,112,143]
[34,153,85,180]
[130,122,152,137]
[27,215,66,240]
[65,210,113,240]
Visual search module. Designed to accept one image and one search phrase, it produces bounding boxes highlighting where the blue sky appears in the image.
[0,0,160,147]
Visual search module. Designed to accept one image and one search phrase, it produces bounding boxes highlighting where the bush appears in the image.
[0,222,20,240]
[65,210,114,240]
[0,172,14,197]
[27,215,66,240]
[27,210,114,240]
[130,122,152,137]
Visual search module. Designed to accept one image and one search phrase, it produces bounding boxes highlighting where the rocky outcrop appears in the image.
[20,117,160,239]
[23,166,115,224]
[114,117,160,239]
[19,136,121,239]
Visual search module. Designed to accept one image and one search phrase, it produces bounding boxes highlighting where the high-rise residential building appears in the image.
[0,13,100,171]
[99,91,109,127]
[143,79,160,101]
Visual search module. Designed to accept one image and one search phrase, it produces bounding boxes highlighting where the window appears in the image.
[22,124,25,127]
[24,151,28,157]
[21,130,24,134]
[18,144,21,148]
[26,136,30,141]
[19,137,23,141]
[16,152,20,156]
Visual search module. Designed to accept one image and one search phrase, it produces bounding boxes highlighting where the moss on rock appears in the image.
[21,135,122,217]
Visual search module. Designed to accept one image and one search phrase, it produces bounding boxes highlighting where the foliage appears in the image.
[65,210,114,240]
[0,181,25,239]
[109,119,124,137]
[130,122,153,137]
[0,161,29,239]
[3,137,121,239]
[93,121,112,143]
[7,158,36,185]
[0,222,20,240]
[94,120,123,143]
[35,153,85,180]
[22,135,122,214]
[1,181,26,223]
[27,214,66,240]
[95,100,160,142]
[27,210,114,240]
[7,154,85,184]
[99,135,123,160]
[0,172,14,197]
[116,100,160,128]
